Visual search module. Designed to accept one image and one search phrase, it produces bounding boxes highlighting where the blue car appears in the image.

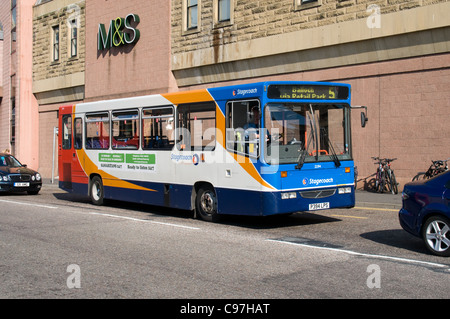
[399,170,450,256]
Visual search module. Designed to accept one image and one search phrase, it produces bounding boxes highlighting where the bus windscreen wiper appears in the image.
[321,127,341,167]
[296,109,315,170]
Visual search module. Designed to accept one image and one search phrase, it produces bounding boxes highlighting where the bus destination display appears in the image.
[268,85,349,100]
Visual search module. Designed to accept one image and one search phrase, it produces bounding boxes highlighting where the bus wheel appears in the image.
[90,176,104,206]
[196,186,219,222]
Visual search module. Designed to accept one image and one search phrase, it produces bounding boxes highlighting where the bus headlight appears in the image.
[338,187,352,194]
[281,192,297,199]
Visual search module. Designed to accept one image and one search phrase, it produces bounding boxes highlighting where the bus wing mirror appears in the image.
[361,111,368,128]
[352,105,368,128]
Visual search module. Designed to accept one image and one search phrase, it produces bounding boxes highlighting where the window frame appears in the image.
[52,24,60,62]
[141,106,175,151]
[294,0,321,11]
[225,99,261,158]
[111,109,140,150]
[85,112,110,150]
[182,0,201,35]
[214,0,234,28]
[176,102,216,152]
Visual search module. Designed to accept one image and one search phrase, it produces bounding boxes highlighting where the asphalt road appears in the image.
[0,183,449,303]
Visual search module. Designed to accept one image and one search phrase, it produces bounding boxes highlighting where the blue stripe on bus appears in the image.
[67,180,354,216]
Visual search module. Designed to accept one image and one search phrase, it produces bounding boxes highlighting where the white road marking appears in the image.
[0,199,58,209]
[267,239,450,270]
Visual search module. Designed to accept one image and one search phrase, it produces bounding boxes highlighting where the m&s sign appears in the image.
[98,14,140,51]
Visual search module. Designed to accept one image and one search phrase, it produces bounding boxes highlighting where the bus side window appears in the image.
[176,102,216,151]
[62,115,72,150]
[74,118,83,149]
[85,113,110,149]
[112,110,139,150]
[142,106,175,150]
[226,99,260,157]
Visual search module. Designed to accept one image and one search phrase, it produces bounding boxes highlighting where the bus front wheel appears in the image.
[90,176,104,206]
[196,186,219,222]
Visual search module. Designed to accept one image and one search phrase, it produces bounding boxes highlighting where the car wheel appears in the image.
[90,176,104,206]
[196,185,219,222]
[422,216,450,257]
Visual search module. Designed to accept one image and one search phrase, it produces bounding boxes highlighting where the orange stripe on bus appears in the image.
[76,149,158,192]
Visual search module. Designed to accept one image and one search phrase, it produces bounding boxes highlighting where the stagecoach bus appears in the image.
[58,81,365,221]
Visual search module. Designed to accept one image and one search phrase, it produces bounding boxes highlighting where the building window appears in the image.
[214,0,233,27]
[294,0,321,11]
[70,19,78,57]
[183,0,200,34]
[52,25,59,61]
[187,0,198,29]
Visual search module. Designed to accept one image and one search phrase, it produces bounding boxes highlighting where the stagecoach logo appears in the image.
[303,177,334,186]
[192,154,199,166]
[98,13,140,51]
[233,88,258,97]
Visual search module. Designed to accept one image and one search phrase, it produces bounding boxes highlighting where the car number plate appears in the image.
[308,202,330,210]
[14,182,30,187]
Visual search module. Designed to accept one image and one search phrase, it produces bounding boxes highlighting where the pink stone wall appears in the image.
[85,0,177,102]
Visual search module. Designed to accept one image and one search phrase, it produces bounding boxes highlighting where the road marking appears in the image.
[331,214,368,219]
[267,239,450,270]
[0,199,58,210]
[87,211,200,230]
[353,206,399,212]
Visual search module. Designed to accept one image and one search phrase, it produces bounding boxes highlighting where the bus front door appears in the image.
[59,106,73,190]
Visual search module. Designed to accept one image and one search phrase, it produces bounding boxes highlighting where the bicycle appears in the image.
[371,157,398,194]
[412,158,449,181]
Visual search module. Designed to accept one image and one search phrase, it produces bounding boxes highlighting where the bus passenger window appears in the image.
[85,113,110,149]
[142,107,175,150]
[112,110,139,150]
[74,118,83,149]
[177,102,216,151]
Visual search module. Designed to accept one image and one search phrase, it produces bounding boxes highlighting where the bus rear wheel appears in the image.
[196,186,219,222]
[90,176,104,206]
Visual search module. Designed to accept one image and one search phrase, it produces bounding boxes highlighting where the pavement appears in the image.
[43,178,403,211]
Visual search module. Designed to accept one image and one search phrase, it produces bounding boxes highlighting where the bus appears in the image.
[58,81,366,222]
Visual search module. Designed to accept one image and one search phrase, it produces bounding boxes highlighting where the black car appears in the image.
[399,170,450,257]
[0,153,42,195]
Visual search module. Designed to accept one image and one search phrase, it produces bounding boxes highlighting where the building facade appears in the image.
[32,0,86,178]
[0,0,39,170]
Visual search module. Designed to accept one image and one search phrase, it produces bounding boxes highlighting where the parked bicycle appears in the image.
[412,158,449,181]
[371,157,398,194]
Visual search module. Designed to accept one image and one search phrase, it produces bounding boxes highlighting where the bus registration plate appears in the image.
[309,202,329,210]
